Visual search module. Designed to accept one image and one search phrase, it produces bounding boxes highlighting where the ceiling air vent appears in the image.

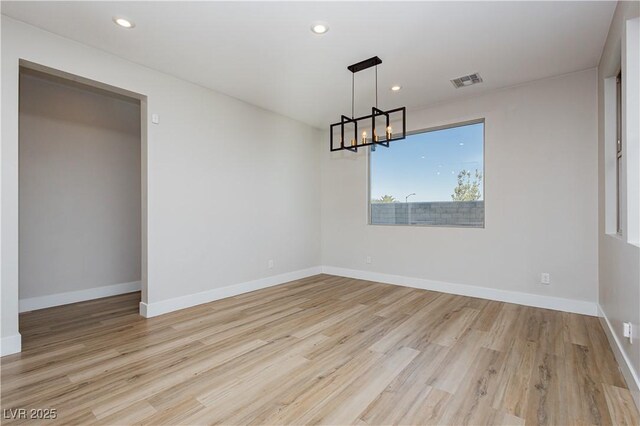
[451,73,483,89]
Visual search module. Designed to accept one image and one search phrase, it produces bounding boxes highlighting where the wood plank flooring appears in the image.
[1,274,638,425]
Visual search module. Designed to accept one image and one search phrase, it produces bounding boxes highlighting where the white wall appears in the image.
[597,1,640,405]
[19,71,141,303]
[321,69,598,310]
[1,16,321,354]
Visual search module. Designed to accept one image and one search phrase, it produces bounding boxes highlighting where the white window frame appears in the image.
[616,70,623,235]
[367,118,485,228]
[622,17,639,246]
[604,17,639,246]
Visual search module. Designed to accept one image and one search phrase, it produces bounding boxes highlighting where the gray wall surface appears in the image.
[597,1,640,403]
[19,70,141,299]
[322,68,598,305]
[371,201,484,227]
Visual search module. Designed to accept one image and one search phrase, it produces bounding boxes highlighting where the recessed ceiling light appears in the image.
[113,17,135,29]
[459,142,464,146]
[391,85,402,91]
[311,23,329,34]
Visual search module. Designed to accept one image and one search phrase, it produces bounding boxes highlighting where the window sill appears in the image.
[605,232,640,248]
[605,232,624,241]
[368,222,484,229]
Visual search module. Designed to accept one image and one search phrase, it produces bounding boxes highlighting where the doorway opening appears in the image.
[18,62,147,340]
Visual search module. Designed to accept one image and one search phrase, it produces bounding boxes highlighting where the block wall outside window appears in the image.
[369,120,484,228]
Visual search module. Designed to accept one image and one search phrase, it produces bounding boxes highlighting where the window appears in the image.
[616,70,623,234]
[369,120,484,227]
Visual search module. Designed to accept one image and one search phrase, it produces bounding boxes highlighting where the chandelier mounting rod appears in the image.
[352,73,354,119]
[375,64,378,109]
[348,56,381,118]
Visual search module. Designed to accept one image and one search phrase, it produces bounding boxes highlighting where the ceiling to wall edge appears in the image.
[5,13,610,132]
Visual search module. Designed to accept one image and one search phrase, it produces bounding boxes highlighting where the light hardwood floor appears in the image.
[1,274,638,425]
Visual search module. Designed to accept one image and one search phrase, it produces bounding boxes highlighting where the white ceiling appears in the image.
[1,1,615,129]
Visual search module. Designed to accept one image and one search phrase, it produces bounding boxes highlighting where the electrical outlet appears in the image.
[268,259,274,269]
[541,273,550,285]
[623,322,633,344]
[365,256,372,264]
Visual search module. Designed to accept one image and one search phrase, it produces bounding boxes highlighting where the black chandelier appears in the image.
[330,56,406,152]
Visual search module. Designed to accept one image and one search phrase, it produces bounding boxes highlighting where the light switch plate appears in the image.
[541,273,550,285]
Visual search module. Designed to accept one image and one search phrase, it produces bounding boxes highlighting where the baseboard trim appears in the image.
[321,266,598,316]
[140,267,322,318]
[1,334,22,356]
[19,281,141,313]
[598,305,640,410]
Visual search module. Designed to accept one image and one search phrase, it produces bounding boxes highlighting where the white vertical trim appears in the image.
[623,17,640,246]
[603,76,618,235]
[1,334,22,357]
[598,305,640,410]
[19,281,141,313]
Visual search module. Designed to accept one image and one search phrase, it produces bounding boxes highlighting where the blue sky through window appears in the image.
[370,122,484,202]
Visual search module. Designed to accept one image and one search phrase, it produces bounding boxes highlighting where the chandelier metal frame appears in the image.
[329,56,406,153]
